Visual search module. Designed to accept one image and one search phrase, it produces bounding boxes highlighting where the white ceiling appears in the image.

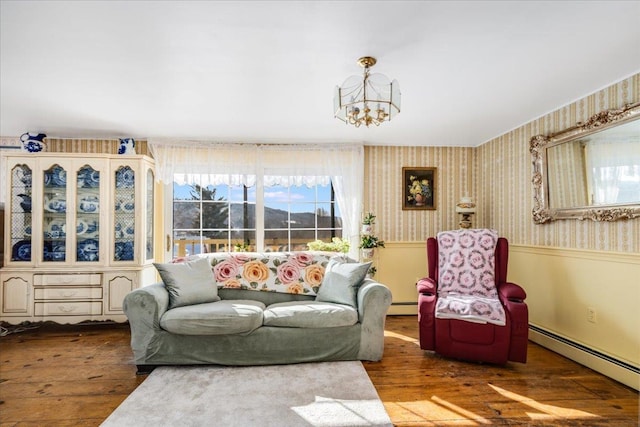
[1,1,639,147]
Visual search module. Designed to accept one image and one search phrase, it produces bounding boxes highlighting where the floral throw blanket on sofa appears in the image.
[186,251,341,295]
[435,229,506,326]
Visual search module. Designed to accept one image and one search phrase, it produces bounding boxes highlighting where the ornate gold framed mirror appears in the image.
[530,102,640,223]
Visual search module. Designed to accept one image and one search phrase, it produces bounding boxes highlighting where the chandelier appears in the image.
[334,56,401,127]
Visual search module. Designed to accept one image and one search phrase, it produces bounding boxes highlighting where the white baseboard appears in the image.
[387,302,418,315]
[529,325,639,391]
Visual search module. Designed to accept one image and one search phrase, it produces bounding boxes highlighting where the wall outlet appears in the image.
[587,307,597,323]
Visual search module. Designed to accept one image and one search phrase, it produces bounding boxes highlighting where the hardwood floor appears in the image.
[0,316,638,426]
[365,317,639,426]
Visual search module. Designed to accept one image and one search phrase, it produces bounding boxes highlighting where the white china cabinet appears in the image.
[0,153,156,324]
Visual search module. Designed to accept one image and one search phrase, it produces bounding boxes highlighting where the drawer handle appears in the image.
[60,291,77,298]
[58,305,77,313]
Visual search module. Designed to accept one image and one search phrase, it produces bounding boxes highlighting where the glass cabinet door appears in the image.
[10,164,33,262]
[76,165,100,262]
[114,166,135,261]
[42,164,67,262]
[146,169,154,261]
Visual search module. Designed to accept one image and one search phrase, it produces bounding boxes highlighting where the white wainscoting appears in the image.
[510,244,640,390]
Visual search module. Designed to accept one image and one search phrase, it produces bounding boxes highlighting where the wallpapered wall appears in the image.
[44,139,150,156]
[476,73,639,252]
[365,73,639,253]
[364,146,474,242]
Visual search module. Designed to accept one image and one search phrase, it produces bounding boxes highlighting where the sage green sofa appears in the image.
[123,252,392,373]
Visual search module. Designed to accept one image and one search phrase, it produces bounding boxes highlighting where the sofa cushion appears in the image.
[160,300,266,335]
[263,301,358,328]
[315,260,371,308]
[154,258,220,309]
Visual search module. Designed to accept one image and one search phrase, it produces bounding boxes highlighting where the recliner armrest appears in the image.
[498,282,527,301]
[417,277,436,295]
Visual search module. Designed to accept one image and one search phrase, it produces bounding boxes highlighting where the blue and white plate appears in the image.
[79,195,99,213]
[115,241,134,261]
[43,242,66,261]
[115,168,135,188]
[44,166,66,187]
[12,240,31,261]
[78,169,100,188]
[77,239,99,262]
[44,195,66,213]
[45,219,66,238]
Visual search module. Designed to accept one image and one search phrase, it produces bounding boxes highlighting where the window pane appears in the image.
[265,230,289,251]
[203,230,229,253]
[265,185,289,204]
[333,202,341,220]
[230,203,255,228]
[290,230,315,251]
[289,186,314,203]
[173,230,201,257]
[316,184,331,200]
[265,203,288,229]
[174,183,199,201]
[204,184,227,201]
[229,185,255,203]
[316,203,333,228]
[230,230,256,252]
[202,202,228,228]
[289,204,315,228]
[174,202,200,229]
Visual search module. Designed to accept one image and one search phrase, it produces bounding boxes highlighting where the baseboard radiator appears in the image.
[529,325,639,391]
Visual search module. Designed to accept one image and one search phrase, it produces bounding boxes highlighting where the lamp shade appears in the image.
[455,197,476,214]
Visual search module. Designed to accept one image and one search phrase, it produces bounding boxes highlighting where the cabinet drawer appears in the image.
[34,301,102,316]
[34,274,102,286]
[34,287,103,300]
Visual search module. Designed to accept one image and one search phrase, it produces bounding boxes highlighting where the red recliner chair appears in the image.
[416,231,528,364]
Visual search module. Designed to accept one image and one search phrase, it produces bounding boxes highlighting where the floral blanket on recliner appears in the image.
[435,228,506,326]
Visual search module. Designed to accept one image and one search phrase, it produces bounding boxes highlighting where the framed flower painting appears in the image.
[402,167,437,210]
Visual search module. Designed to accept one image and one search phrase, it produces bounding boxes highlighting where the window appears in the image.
[263,180,341,252]
[150,141,363,260]
[172,175,341,257]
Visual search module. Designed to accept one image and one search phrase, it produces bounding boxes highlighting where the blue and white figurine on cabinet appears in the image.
[118,138,136,155]
[20,132,46,153]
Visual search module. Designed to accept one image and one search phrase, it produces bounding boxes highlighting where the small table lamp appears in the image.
[456,196,476,229]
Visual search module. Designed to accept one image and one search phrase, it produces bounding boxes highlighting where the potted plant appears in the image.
[359,234,385,259]
[307,237,350,254]
[361,212,376,235]
[233,241,251,252]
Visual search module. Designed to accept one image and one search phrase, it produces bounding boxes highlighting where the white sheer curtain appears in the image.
[260,144,364,258]
[149,140,364,258]
[149,140,259,186]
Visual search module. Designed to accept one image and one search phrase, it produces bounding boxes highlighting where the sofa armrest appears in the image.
[416,277,436,295]
[356,279,392,361]
[498,281,527,302]
[123,283,170,364]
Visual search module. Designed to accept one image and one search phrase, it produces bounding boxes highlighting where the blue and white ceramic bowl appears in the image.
[115,168,135,188]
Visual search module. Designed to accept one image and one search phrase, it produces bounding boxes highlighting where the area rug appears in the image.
[101,361,392,427]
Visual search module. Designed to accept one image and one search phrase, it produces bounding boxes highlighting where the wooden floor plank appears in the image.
[1,316,638,426]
